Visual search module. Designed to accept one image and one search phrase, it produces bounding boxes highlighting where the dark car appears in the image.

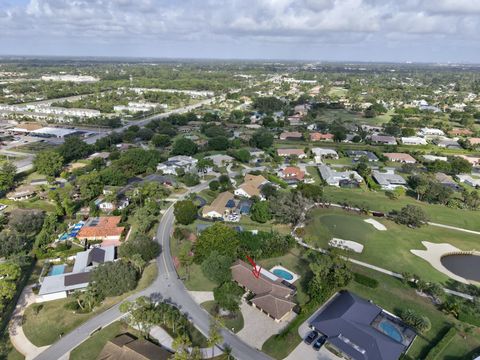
[304,331,319,345]
[313,335,327,351]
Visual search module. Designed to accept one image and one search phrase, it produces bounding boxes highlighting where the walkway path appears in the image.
[9,286,49,360]
[428,222,480,235]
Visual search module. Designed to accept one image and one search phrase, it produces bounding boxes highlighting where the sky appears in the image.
[1,0,480,63]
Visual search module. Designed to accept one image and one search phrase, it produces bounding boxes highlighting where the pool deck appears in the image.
[269,265,300,284]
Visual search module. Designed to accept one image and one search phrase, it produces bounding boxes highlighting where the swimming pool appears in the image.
[379,320,403,343]
[272,268,294,281]
[49,264,66,276]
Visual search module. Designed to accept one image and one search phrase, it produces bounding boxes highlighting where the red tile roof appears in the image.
[310,132,334,141]
[77,216,124,240]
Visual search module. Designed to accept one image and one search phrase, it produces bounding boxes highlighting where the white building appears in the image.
[157,155,198,175]
[318,165,362,187]
[401,137,427,146]
[114,102,167,113]
[41,75,99,83]
[418,128,445,137]
[372,170,407,190]
[311,148,339,163]
[422,155,448,162]
[457,174,480,188]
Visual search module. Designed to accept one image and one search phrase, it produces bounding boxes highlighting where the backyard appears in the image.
[22,262,157,346]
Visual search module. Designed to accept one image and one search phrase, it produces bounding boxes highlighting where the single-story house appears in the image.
[318,165,363,187]
[372,170,407,190]
[98,333,173,360]
[346,150,378,162]
[279,131,302,140]
[448,128,473,137]
[231,260,296,322]
[422,155,447,162]
[437,139,461,149]
[287,115,304,126]
[418,127,444,137]
[278,166,305,184]
[311,148,339,163]
[157,155,198,175]
[457,174,480,188]
[371,135,397,145]
[77,216,125,247]
[309,291,416,360]
[277,148,307,159]
[88,152,110,160]
[205,154,234,167]
[435,173,460,190]
[234,174,268,198]
[38,246,117,302]
[249,148,265,158]
[456,155,480,166]
[30,178,48,186]
[401,137,427,146]
[202,191,236,219]
[468,138,480,147]
[310,132,334,142]
[6,185,36,201]
[384,153,416,164]
[97,196,129,212]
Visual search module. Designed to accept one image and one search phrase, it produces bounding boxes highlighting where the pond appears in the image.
[441,254,480,282]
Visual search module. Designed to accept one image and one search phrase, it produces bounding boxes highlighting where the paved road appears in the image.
[34,179,271,360]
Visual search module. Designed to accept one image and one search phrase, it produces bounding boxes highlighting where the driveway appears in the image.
[236,301,296,350]
[284,342,342,360]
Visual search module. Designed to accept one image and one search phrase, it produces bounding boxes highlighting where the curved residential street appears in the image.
[34,179,272,360]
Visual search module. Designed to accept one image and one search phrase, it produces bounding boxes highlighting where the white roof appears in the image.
[312,148,338,156]
[31,127,78,137]
[423,155,447,162]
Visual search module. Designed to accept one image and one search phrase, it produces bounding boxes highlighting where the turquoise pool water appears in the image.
[379,320,403,343]
[49,264,66,276]
[272,268,294,281]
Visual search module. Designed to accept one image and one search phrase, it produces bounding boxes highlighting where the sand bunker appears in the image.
[410,241,472,284]
[364,218,387,231]
[329,238,364,253]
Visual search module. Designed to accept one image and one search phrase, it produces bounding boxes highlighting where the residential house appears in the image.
[318,165,363,187]
[457,155,480,166]
[6,185,36,201]
[309,291,416,360]
[249,148,265,158]
[346,150,379,162]
[311,148,339,163]
[278,166,305,185]
[401,137,427,146]
[449,128,473,137]
[418,128,445,137]
[422,155,448,162]
[279,131,303,140]
[384,153,416,164]
[157,155,198,175]
[437,139,461,149]
[88,152,110,161]
[467,138,480,147]
[98,334,173,360]
[231,260,296,322]
[287,114,304,126]
[77,216,125,247]
[435,173,460,190]
[457,174,480,188]
[294,104,310,116]
[38,246,117,302]
[277,148,307,159]
[201,191,237,220]
[310,132,334,142]
[30,178,48,186]
[205,154,234,167]
[361,125,383,133]
[371,135,397,145]
[372,170,407,190]
[234,174,268,198]
[98,196,129,212]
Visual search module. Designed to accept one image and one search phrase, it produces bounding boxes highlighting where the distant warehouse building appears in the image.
[30,127,82,138]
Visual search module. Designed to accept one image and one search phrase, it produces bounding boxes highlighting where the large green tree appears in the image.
[201,251,233,284]
[0,161,16,193]
[250,201,272,223]
[34,150,64,178]
[92,261,138,299]
[171,137,198,156]
[174,200,198,225]
[194,223,239,262]
[213,281,244,312]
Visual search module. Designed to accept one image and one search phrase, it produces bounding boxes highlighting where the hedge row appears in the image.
[424,327,457,360]
[353,272,379,288]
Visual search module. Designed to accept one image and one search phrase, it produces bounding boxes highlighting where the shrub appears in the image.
[398,309,431,333]
[424,327,457,360]
[353,273,379,288]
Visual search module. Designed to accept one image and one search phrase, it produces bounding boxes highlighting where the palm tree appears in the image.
[208,321,223,358]
[223,344,234,360]
[130,253,146,273]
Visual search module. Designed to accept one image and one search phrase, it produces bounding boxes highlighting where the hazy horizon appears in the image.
[1,0,480,63]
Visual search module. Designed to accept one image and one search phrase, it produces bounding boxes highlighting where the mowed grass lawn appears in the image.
[303,207,480,283]
[23,262,158,346]
[324,186,480,232]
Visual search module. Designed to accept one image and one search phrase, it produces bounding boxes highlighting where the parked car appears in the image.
[304,331,318,345]
[313,335,327,351]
